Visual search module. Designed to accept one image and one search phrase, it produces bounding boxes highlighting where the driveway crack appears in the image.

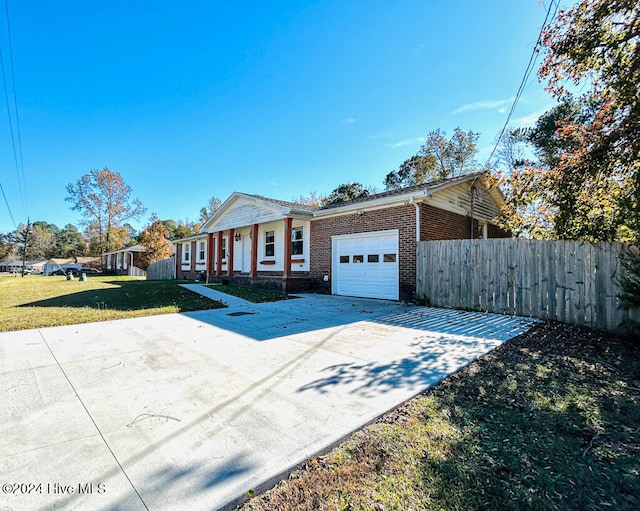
[38,330,149,511]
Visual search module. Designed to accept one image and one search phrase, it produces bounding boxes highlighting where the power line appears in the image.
[4,0,27,216]
[484,0,561,168]
[0,0,28,229]
[0,180,17,228]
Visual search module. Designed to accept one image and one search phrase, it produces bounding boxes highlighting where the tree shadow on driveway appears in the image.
[297,306,537,397]
[297,333,502,397]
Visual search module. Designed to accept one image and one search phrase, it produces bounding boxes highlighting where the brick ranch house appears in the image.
[102,244,148,276]
[174,172,509,301]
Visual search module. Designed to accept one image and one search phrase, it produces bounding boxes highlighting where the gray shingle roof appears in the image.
[318,172,486,210]
[243,193,318,212]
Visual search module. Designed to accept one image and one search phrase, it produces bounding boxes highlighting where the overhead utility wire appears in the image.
[0,46,26,216]
[484,0,560,168]
[0,180,17,228]
[4,0,27,216]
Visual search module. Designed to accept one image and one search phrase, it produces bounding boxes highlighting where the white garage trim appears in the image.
[331,230,399,300]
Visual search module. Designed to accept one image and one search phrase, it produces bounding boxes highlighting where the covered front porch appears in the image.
[189,192,318,291]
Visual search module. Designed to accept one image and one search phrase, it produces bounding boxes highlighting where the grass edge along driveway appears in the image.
[0,276,225,332]
[240,321,640,511]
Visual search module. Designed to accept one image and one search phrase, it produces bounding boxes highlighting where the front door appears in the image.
[241,232,252,273]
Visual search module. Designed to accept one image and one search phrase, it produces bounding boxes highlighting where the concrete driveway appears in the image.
[0,289,537,511]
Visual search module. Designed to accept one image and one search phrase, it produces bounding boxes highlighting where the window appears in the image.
[183,243,191,262]
[292,226,303,256]
[339,255,349,263]
[383,253,396,262]
[198,240,206,262]
[367,254,379,263]
[353,255,364,263]
[221,238,227,259]
[116,252,122,268]
[265,230,275,257]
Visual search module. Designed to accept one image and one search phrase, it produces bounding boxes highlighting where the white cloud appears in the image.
[341,117,356,124]
[498,107,506,114]
[385,137,425,149]
[452,98,514,115]
[369,131,393,139]
[511,109,548,127]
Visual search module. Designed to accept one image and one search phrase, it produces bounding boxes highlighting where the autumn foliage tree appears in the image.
[66,167,146,255]
[504,0,640,242]
[139,216,174,269]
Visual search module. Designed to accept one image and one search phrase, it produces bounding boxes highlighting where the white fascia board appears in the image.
[312,193,427,219]
[172,233,208,245]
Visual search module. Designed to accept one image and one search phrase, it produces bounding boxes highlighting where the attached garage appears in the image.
[331,230,399,300]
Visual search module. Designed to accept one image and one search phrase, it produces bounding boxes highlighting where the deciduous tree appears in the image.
[385,128,481,190]
[534,0,640,241]
[498,96,626,240]
[66,167,146,254]
[325,183,370,206]
[198,196,222,224]
[0,232,16,260]
[292,191,326,208]
[139,216,174,269]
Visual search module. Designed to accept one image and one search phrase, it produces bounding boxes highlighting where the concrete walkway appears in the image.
[0,290,537,510]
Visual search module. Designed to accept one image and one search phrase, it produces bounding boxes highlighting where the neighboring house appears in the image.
[103,244,147,276]
[175,233,208,281]
[174,172,509,300]
[43,258,80,275]
[0,260,47,273]
[42,257,100,276]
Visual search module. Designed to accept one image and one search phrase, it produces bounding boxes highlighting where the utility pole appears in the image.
[21,218,31,277]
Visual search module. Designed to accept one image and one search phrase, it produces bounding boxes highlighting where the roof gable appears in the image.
[202,192,314,232]
[313,172,504,221]
[318,172,491,211]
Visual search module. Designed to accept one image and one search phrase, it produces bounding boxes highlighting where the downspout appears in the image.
[410,197,420,242]
[469,176,480,239]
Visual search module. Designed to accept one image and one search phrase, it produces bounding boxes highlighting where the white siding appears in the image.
[211,200,284,231]
[428,182,502,222]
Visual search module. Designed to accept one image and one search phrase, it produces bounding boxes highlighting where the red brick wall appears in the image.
[311,203,510,300]
[488,223,511,238]
[420,204,510,240]
[420,204,471,240]
[310,204,417,300]
[175,241,199,280]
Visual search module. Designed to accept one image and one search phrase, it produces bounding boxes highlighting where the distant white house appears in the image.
[42,257,99,276]
[0,260,47,273]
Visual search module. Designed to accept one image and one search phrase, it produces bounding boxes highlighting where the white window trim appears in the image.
[197,240,206,263]
[291,226,304,257]
[264,230,275,259]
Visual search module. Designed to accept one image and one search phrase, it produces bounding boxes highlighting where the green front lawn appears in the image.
[0,275,225,332]
[207,284,294,303]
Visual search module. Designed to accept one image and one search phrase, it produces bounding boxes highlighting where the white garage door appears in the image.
[332,231,399,300]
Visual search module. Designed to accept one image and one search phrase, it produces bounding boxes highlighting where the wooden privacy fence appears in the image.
[416,239,637,333]
[128,265,147,277]
[146,257,175,280]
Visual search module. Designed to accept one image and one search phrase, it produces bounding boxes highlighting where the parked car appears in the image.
[81,268,101,274]
[50,268,81,276]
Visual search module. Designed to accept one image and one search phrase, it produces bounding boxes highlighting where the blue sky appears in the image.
[0,1,567,235]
